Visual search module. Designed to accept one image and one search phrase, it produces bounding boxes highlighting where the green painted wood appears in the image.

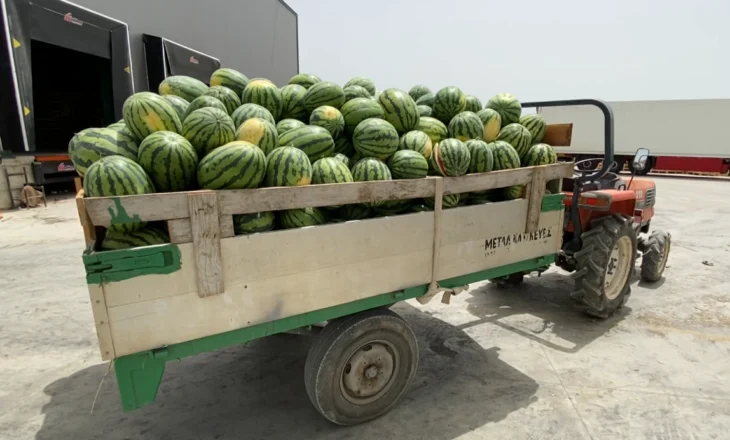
[84,244,181,284]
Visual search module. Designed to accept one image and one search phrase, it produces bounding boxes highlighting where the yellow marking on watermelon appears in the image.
[159,83,172,95]
[296,176,311,186]
[249,79,274,88]
[323,106,337,119]
[422,138,433,159]
[142,112,167,130]
[483,119,501,142]
[236,120,265,144]
[210,77,222,87]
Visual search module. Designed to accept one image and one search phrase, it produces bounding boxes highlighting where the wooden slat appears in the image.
[167,216,235,244]
[542,123,573,146]
[430,178,444,281]
[88,283,115,361]
[443,163,572,195]
[188,192,224,297]
[75,190,95,245]
[84,192,191,227]
[525,167,546,233]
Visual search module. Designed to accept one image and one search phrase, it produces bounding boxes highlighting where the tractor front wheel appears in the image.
[640,230,671,282]
[571,214,637,318]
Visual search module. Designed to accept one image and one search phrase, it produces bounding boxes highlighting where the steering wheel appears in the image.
[573,158,621,175]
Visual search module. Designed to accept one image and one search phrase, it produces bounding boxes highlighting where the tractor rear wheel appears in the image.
[640,230,671,282]
[571,214,637,318]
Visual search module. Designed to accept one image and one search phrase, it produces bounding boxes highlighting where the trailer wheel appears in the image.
[304,309,418,425]
[571,214,637,318]
[640,230,671,282]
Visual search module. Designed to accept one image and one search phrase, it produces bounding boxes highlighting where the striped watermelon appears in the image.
[102,226,169,251]
[304,81,345,111]
[486,93,522,126]
[417,117,448,146]
[278,125,334,162]
[288,73,322,89]
[233,211,275,235]
[424,193,460,209]
[107,121,126,130]
[349,151,364,170]
[106,124,139,155]
[343,85,371,102]
[431,138,470,177]
[418,105,432,117]
[464,95,483,113]
[344,77,376,96]
[351,157,392,208]
[276,118,306,135]
[137,131,198,192]
[519,114,547,144]
[235,118,279,155]
[280,84,308,120]
[334,135,355,156]
[280,207,326,229]
[491,140,521,170]
[197,141,266,189]
[503,185,526,200]
[265,146,312,186]
[204,86,242,115]
[242,79,283,120]
[352,119,399,160]
[209,68,250,96]
[184,95,227,121]
[408,85,432,102]
[497,123,532,159]
[341,98,384,134]
[123,92,182,140]
[311,158,352,208]
[465,139,494,173]
[334,153,349,167]
[416,93,434,107]
[387,150,428,179]
[310,106,345,138]
[68,128,138,177]
[378,88,420,133]
[158,76,208,102]
[182,107,236,156]
[476,108,502,142]
[399,130,433,159]
[448,111,484,142]
[232,103,276,128]
[524,143,557,166]
[162,95,190,122]
[83,156,155,232]
[433,86,466,124]
[332,204,371,221]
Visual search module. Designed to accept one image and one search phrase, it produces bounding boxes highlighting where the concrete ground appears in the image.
[1,176,729,440]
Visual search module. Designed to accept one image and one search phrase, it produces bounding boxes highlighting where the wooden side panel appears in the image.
[88,283,115,361]
[75,190,95,245]
[188,193,224,297]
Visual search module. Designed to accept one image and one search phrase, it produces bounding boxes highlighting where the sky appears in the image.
[286,0,730,103]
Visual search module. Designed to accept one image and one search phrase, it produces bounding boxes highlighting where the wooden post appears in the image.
[75,190,95,245]
[525,167,546,233]
[188,192,224,297]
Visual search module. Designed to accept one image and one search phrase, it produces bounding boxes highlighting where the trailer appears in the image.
[538,99,730,176]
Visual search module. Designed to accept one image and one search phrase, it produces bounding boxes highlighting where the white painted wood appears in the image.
[88,283,115,361]
[525,167,547,233]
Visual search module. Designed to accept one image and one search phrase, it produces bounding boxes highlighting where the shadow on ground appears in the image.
[35,302,539,440]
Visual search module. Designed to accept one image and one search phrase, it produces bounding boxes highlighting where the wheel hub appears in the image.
[604,235,633,300]
[341,341,398,405]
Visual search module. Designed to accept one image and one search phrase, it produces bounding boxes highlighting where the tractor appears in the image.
[495,99,671,318]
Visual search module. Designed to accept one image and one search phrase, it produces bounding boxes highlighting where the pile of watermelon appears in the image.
[68,68,558,250]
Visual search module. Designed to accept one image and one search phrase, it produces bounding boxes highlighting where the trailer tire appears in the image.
[571,214,637,318]
[304,309,418,425]
[640,230,671,282]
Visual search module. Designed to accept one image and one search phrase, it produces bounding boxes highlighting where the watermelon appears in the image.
[68,128,137,177]
[387,150,428,179]
[448,111,484,142]
[343,85,371,102]
[278,125,334,162]
[203,85,241,115]
[158,75,208,102]
[465,139,494,174]
[232,103,276,127]
[280,207,326,229]
[105,124,139,154]
[235,118,279,155]
[162,95,190,122]
[107,121,125,130]
[311,157,353,207]
[280,84,308,120]
[83,156,155,232]
[242,79,283,120]
[417,105,432,117]
[378,88,420,134]
[476,108,502,142]
[344,77,376,96]
[417,117,448,146]
[408,85,432,102]
[184,95,227,121]
[524,143,557,166]
[351,157,392,208]
[334,153,349,167]
[123,92,182,140]
[491,140,521,170]
[424,193,460,209]
[519,114,547,144]
[332,204,371,221]
[433,86,466,124]
[310,106,345,138]
[486,93,522,126]
[464,95,483,113]
[399,130,433,159]
[288,73,322,89]
[304,81,345,111]
[197,141,266,189]
[209,68,250,97]
[265,146,312,187]
[276,118,306,135]
[349,151,364,170]
[416,93,434,107]
[137,131,198,192]
[182,107,236,156]
[503,185,526,200]
[102,226,169,251]
[341,98,384,134]
[334,135,355,156]
[497,123,532,159]
[352,119,399,160]
[431,138,470,177]
[232,211,275,235]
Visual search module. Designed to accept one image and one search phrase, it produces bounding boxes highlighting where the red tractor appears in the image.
[497,99,671,318]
